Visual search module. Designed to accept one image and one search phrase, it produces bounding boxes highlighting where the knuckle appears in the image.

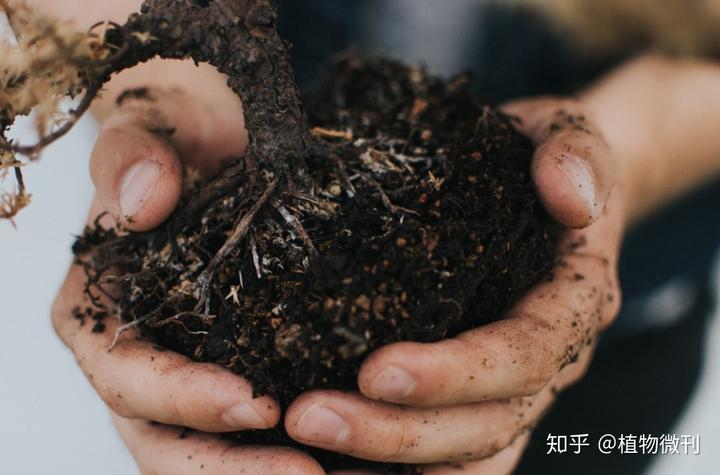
[50,295,67,342]
[95,378,131,416]
[598,274,622,331]
[519,316,563,390]
[575,355,593,381]
[109,400,135,419]
[165,368,210,429]
[558,349,593,389]
[383,420,413,461]
[50,276,83,349]
[524,356,556,395]
[167,384,195,427]
[604,281,623,326]
[530,356,560,395]
[75,342,135,418]
[563,253,622,332]
[562,359,587,387]
[464,428,513,461]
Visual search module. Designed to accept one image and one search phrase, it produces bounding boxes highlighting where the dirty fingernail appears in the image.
[119,161,161,218]
[556,154,601,220]
[223,403,268,429]
[295,404,350,446]
[369,365,416,400]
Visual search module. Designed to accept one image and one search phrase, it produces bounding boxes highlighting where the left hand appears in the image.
[51,86,324,475]
[284,97,625,474]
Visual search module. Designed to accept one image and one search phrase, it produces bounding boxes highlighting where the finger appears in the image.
[329,471,378,475]
[90,87,247,231]
[502,97,615,228]
[287,349,593,465]
[357,214,622,406]
[112,413,325,475]
[51,261,279,432]
[423,431,530,475]
[285,389,551,465]
[424,346,591,474]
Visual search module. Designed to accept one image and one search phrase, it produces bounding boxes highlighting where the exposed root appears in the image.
[76,54,560,474]
[311,126,353,140]
[356,171,419,217]
[250,233,262,279]
[194,178,279,313]
[107,318,142,351]
[172,162,245,230]
[329,150,357,197]
[276,203,317,257]
[149,312,212,335]
[207,178,279,274]
[107,300,204,351]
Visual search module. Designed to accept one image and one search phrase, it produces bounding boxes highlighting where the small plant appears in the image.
[2,1,558,471]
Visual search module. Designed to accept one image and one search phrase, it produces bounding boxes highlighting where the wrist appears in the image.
[582,53,720,225]
[581,54,676,226]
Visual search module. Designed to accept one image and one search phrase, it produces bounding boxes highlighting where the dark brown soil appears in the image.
[75,55,558,473]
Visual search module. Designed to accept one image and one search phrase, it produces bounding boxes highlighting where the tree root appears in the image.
[276,203,317,257]
[356,171,419,217]
[194,177,279,313]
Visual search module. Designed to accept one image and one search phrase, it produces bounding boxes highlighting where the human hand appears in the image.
[111,413,324,474]
[282,97,625,474]
[52,87,324,474]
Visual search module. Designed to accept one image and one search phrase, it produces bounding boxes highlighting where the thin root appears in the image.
[10,81,103,158]
[107,318,143,352]
[357,172,419,217]
[311,127,353,140]
[194,178,279,312]
[276,203,317,256]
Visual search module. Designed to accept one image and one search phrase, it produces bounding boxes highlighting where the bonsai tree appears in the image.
[1,0,567,471]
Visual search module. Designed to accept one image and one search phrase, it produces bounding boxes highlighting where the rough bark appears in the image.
[106,0,310,181]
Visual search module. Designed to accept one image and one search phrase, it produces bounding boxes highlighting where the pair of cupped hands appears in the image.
[52,84,624,474]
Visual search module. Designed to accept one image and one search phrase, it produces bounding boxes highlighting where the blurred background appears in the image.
[2,1,720,474]
[0,111,136,475]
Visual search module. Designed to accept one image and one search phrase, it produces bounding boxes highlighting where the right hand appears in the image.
[51,87,324,474]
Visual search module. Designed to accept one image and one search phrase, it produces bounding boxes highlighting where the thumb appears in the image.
[90,87,248,232]
[502,97,615,228]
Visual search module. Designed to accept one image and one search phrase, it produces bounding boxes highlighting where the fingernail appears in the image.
[119,161,161,218]
[556,154,601,220]
[369,365,416,400]
[295,403,350,446]
[222,403,268,429]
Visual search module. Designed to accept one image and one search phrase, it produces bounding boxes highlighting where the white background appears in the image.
[0,115,136,475]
